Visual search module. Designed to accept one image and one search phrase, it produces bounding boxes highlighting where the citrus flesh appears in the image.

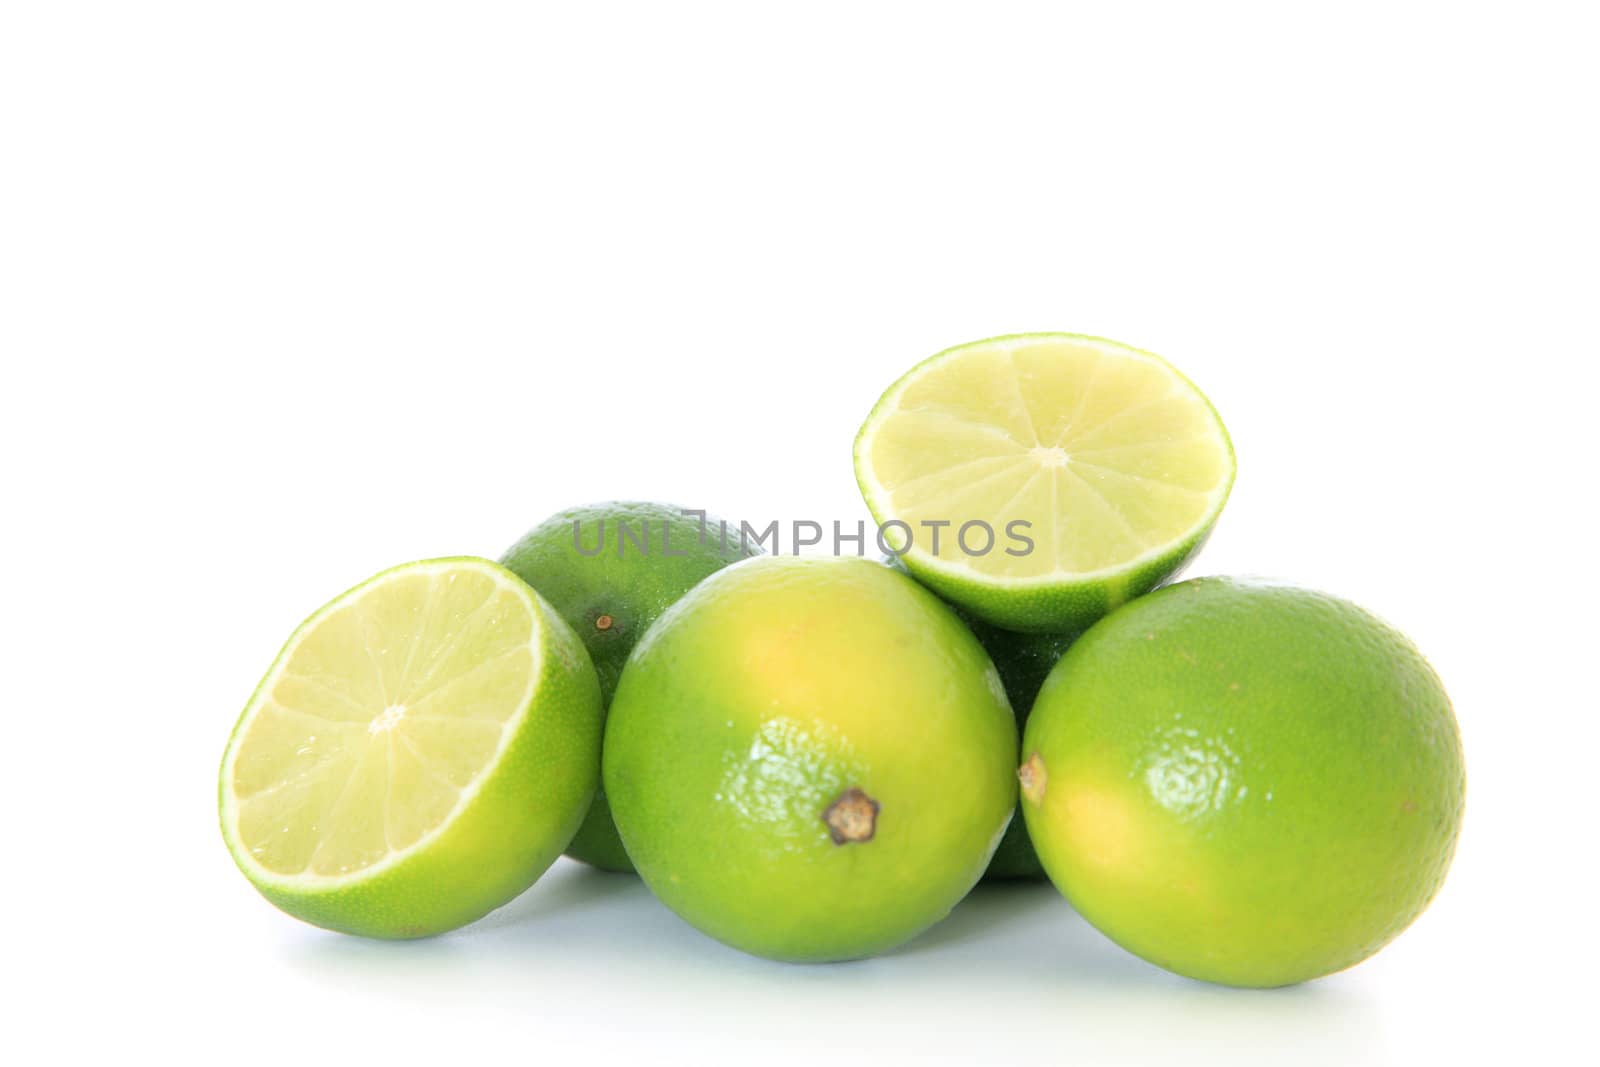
[854,333,1234,631]
[501,502,758,872]
[603,556,1017,962]
[218,557,603,938]
[1021,577,1465,987]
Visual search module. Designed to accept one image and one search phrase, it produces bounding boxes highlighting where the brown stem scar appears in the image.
[1018,753,1047,805]
[823,787,879,844]
[594,614,614,631]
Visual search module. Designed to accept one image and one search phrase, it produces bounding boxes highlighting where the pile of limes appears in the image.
[219,333,1464,988]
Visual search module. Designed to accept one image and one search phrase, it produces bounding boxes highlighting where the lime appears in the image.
[218,557,603,938]
[883,555,1078,880]
[854,333,1234,631]
[604,556,1017,962]
[501,502,758,871]
[963,616,1080,880]
[1021,577,1466,987]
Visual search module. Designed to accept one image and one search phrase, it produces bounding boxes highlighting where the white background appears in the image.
[4,3,1595,1063]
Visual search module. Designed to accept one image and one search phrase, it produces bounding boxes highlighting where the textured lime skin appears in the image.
[604,555,1017,962]
[1022,578,1466,987]
[853,332,1234,632]
[501,502,758,871]
[218,558,604,939]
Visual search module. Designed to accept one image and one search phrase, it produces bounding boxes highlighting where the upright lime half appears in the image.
[854,333,1235,631]
[218,557,603,938]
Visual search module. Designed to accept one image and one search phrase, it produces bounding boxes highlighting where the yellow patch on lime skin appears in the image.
[1028,769,1232,988]
[1058,783,1141,872]
[735,621,815,695]
[722,571,999,756]
[1031,766,1214,903]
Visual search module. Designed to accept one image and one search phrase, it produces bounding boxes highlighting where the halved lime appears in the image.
[218,557,603,938]
[854,333,1234,631]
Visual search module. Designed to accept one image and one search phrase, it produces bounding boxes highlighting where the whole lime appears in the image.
[604,555,1018,962]
[884,554,1078,880]
[1022,577,1466,987]
[501,502,757,870]
[963,615,1080,880]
